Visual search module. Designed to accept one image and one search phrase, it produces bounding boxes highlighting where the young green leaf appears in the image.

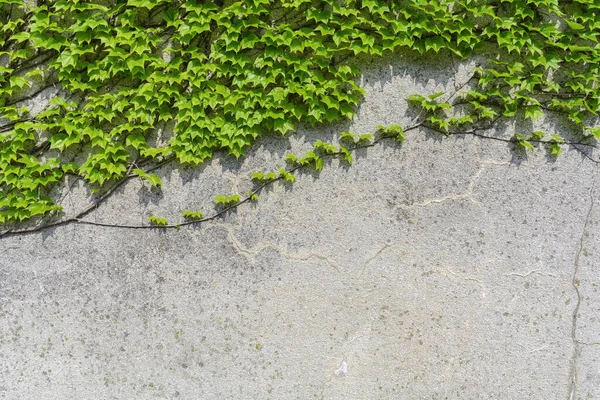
[145,174,162,187]
[549,143,562,156]
[182,210,204,221]
[148,216,168,226]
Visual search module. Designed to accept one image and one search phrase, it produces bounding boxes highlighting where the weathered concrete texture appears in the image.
[1,54,600,399]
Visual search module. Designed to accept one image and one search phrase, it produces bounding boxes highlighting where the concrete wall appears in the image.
[1,54,599,399]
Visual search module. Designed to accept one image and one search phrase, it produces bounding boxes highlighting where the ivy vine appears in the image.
[1,0,599,235]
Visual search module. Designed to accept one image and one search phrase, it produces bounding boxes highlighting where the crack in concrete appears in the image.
[505,246,557,281]
[567,170,597,400]
[444,265,486,297]
[577,340,600,346]
[504,270,557,279]
[358,244,391,276]
[210,224,342,273]
[515,342,550,354]
[398,160,508,210]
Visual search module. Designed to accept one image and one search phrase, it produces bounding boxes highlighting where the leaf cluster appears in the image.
[1,0,600,225]
[214,193,240,207]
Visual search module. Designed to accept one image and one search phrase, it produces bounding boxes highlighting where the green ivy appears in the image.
[215,193,240,207]
[182,210,203,221]
[148,215,168,226]
[1,0,599,228]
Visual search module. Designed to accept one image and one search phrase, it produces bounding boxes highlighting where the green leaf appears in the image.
[516,140,534,150]
[215,194,240,207]
[148,216,168,226]
[285,154,298,164]
[274,119,294,134]
[215,195,228,205]
[339,131,356,143]
[62,162,79,174]
[504,102,518,117]
[549,143,562,156]
[551,134,565,143]
[358,134,373,143]
[514,133,534,150]
[314,157,323,171]
[133,169,147,177]
[145,173,162,187]
[525,105,543,122]
[56,50,78,69]
[530,131,545,140]
[125,133,147,149]
[339,146,352,163]
[428,92,445,100]
[280,169,295,183]
[588,127,600,139]
[408,94,426,104]
[182,210,204,221]
[49,134,69,151]
[9,75,31,90]
[566,20,585,31]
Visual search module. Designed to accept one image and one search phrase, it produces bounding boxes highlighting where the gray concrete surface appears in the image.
[1,53,599,399]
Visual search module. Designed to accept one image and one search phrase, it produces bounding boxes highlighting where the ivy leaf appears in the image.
[587,127,600,139]
[49,134,69,151]
[274,119,294,134]
[514,133,534,150]
[56,50,78,69]
[551,134,565,143]
[62,162,79,174]
[566,20,585,31]
[214,195,227,205]
[182,210,204,221]
[516,140,534,150]
[126,133,147,149]
[408,94,426,105]
[549,143,562,156]
[339,146,352,163]
[358,134,373,143]
[282,171,295,183]
[163,8,178,25]
[148,216,168,226]
[425,37,445,53]
[215,194,240,207]
[128,0,158,10]
[285,154,298,164]
[314,157,324,171]
[525,105,543,122]
[339,131,356,143]
[9,75,31,90]
[504,102,518,117]
[428,92,445,100]
[530,131,545,140]
[145,173,162,187]
[28,203,53,217]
